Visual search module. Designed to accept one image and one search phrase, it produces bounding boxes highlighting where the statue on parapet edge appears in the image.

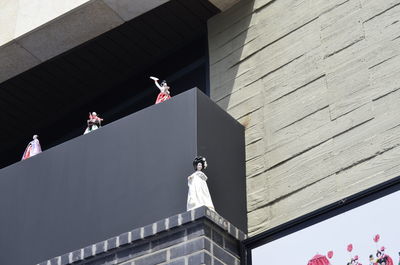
[187,156,215,211]
[22,134,42,160]
[84,112,103,135]
[150,76,171,104]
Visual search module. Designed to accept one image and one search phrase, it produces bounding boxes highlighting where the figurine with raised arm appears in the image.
[150,76,171,104]
[187,156,215,211]
[22,135,42,160]
[84,112,103,134]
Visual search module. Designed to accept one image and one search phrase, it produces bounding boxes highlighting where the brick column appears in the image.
[38,206,246,265]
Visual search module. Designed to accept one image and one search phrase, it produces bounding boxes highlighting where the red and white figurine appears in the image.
[84,112,103,134]
[22,135,42,160]
[150,76,171,104]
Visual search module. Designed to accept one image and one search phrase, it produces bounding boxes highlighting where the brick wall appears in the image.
[208,0,400,235]
[38,207,245,265]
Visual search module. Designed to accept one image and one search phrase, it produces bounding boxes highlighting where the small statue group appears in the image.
[22,77,172,159]
[84,112,103,135]
[21,111,104,160]
[187,156,215,212]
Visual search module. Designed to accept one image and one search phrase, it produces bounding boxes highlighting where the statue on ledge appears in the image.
[187,156,215,211]
[150,76,171,104]
[21,135,42,160]
[84,112,103,134]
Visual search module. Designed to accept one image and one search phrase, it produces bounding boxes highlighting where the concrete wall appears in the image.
[208,0,400,235]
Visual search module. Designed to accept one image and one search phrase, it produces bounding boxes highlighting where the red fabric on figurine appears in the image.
[22,147,31,160]
[22,135,42,160]
[155,92,171,104]
[150,76,172,104]
[307,254,331,265]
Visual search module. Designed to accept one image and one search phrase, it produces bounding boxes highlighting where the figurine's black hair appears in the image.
[161,80,167,86]
[193,156,206,170]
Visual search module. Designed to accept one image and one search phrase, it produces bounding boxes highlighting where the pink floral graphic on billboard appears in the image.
[307,235,397,265]
[251,191,400,265]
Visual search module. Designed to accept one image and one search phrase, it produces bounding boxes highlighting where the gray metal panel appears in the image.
[0,88,245,265]
[0,90,197,265]
[196,89,247,233]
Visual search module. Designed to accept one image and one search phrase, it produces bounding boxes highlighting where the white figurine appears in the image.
[22,135,42,160]
[150,76,171,104]
[187,156,215,211]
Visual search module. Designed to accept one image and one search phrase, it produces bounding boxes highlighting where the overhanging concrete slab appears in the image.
[0,41,40,82]
[209,0,240,11]
[0,0,19,47]
[17,0,124,62]
[0,0,238,84]
[103,0,170,21]
[0,0,176,83]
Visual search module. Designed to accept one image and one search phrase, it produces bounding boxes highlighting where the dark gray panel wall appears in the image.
[196,89,247,233]
[0,88,245,265]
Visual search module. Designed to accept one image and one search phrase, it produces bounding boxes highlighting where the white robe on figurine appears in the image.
[187,171,215,211]
[84,124,99,134]
[21,138,42,160]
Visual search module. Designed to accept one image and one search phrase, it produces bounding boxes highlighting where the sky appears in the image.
[252,191,400,265]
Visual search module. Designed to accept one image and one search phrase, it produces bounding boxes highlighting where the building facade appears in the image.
[208,0,400,236]
[1,0,400,264]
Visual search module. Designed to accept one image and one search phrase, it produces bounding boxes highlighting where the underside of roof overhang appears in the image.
[0,0,240,83]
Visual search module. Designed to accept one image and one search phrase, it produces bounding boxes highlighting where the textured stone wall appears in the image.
[37,207,244,265]
[208,0,400,235]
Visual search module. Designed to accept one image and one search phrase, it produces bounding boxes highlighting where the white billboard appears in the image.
[252,190,400,265]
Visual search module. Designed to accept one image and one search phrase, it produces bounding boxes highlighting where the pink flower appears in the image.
[347,244,353,252]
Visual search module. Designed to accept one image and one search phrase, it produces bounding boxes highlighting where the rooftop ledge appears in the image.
[0,88,246,265]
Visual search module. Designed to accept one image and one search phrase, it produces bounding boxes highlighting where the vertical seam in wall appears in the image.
[195,89,198,156]
[100,0,125,22]
[205,25,211,97]
[14,41,42,63]
[358,0,367,40]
